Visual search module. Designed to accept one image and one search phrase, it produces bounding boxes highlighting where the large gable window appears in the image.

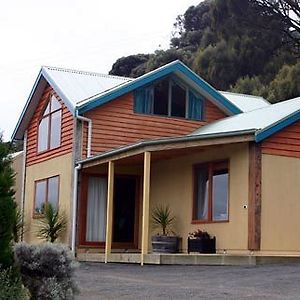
[193,161,229,223]
[134,77,204,121]
[38,94,62,153]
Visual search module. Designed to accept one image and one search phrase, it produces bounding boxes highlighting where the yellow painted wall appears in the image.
[261,154,300,253]
[23,153,73,244]
[149,143,249,253]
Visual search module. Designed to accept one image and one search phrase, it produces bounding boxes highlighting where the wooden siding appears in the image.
[262,121,300,158]
[82,93,227,157]
[26,85,74,166]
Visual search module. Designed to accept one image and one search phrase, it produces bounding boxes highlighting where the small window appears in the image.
[34,176,59,215]
[193,161,229,222]
[37,94,62,153]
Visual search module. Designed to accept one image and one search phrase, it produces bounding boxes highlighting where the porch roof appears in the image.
[78,129,255,168]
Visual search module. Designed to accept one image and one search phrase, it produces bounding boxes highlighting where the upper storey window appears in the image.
[134,77,204,121]
[38,94,62,153]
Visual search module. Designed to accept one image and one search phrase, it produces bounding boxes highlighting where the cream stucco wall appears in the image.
[149,143,249,253]
[261,154,300,253]
[23,153,73,244]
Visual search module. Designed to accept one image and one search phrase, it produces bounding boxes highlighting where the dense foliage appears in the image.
[110,0,299,103]
[0,134,16,269]
[14,243,79,299]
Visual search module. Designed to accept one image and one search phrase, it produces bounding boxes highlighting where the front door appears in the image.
[113,176,138,247]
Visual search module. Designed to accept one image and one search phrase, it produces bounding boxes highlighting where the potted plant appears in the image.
[188,229,216,254]
[151,204,180,253]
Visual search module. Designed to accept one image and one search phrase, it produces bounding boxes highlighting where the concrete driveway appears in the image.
[76,262,300,299]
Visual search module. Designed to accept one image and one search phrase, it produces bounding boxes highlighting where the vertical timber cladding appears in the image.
[248,142,262,250]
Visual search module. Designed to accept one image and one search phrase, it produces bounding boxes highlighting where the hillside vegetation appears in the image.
[109,0,300,103]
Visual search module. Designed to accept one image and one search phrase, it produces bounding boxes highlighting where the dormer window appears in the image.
[37,94,62,153]
[134,77,204,121]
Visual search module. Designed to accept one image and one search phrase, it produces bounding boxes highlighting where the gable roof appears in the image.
[12,67,131,140]
[12,60,271,141]
[191,97,300,142]
[77,60,242,115]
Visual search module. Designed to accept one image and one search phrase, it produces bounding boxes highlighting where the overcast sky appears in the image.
[0,0,200,141]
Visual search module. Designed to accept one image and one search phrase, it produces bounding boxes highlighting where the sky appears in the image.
[0,0,200,141]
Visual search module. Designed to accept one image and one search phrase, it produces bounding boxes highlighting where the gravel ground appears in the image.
[75,262,300,299]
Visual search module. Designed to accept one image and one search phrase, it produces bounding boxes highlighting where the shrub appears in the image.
[14,243,79,300]
[0,267,29,300]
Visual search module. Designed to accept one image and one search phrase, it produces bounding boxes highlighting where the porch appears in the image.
[75,132,259,265]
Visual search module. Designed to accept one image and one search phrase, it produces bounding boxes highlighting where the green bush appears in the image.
[0,268,29,300]
[14,243,79,300]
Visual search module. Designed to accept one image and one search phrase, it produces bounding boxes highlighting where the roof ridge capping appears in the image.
[77,60,242,115]
[220,91,269,101]
[42,66,132,81]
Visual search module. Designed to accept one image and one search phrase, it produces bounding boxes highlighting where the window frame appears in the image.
[37,93,62,154]
[192,160,229,224]
[33,175,60,218]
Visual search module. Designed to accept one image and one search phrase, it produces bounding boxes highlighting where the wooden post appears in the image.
[105,161,114,263]
[141,152,151,266]
[248,143,262,251]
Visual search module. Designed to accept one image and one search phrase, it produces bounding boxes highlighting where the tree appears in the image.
[251,0,300,53]
[0,133,16,269]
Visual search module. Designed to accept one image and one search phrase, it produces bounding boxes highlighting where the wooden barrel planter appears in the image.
[187,237,216,254]
[151,235,180,253]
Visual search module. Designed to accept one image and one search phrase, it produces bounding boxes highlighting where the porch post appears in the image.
[105,161,114,263]
[141,151,151,266]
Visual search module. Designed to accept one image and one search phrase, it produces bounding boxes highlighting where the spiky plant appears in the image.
[37,203,67,243]
[151,204,175,235]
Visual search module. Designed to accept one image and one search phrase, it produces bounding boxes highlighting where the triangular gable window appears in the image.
[38,94,62,153]
[134,77,204,121]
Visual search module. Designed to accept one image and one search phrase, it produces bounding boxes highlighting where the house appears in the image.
[12,60,300,265]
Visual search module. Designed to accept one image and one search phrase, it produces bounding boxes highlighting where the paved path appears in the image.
[76,262,300,299]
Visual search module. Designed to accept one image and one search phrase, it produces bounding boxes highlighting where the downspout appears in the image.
[71,163,81,254]
[75,111,92,158]
[20,130,27,241]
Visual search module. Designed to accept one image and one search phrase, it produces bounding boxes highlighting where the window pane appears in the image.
[35,180,47,214]
[195,167,209,220]
[171,82,186,118]
[51,95,61,112]
[50,110,61,149]
[38,117,49,152]
[48,176,59,209]
[212,169,229,221]
[43,102,50,116]
[153,79,169,115]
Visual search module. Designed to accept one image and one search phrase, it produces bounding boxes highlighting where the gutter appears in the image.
[20,131,27,241]
[71,163,81,254]
[75,111,92,158]
[78,129,256,165]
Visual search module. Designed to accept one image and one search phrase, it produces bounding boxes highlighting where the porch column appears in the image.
[141,151,151,266]
[105,161,114,263]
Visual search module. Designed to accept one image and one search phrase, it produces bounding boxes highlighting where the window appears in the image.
[34,176,59,215]
[38,94,62,153]
[193,161,229,222]
[134,77,204,120]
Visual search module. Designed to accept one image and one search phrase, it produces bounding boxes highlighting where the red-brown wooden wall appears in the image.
[82,92,227,157]
[262,121,300,158]
[26,85,74,166]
